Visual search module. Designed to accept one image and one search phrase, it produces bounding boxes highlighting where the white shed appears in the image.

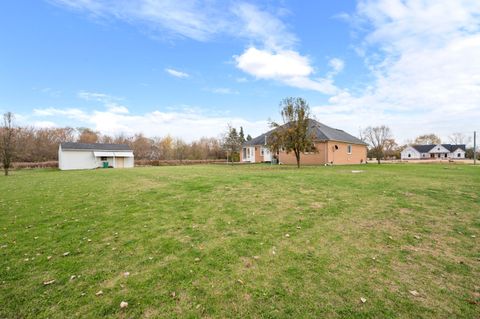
[58,142,134,170]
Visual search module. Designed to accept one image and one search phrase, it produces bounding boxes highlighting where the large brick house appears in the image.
[241,119,367,165]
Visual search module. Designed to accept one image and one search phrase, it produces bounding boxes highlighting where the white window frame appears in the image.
[347,144,352,154]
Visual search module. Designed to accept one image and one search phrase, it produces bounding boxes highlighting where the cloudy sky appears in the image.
[1,0,479,143]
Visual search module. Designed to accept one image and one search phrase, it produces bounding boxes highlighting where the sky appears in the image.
[1,0,479,143]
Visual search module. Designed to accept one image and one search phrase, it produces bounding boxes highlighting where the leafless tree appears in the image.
[0,112,15,175]
[363,126,393,164]
[223,124,243,163]
[77,128,99,143]
[414,133,441,145]
[448,132,470,145]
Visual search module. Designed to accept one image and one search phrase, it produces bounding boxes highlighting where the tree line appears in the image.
[1,105,478,174]
[0,113,255,172]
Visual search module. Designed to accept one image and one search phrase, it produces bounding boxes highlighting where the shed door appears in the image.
[116,157,124,168]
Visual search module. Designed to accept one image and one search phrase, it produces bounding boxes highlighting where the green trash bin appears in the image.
[102,161,109,168]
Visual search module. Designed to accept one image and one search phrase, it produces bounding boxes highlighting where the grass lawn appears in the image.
[0,164,479,318]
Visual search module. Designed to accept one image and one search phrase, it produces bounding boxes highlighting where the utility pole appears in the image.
[474,131,477,165]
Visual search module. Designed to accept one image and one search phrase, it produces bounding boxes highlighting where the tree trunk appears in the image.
[295,150,301,168]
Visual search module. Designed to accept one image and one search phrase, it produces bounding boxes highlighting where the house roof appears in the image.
[60,142,132,151]
[244,119,367,146]
[411,144,466,153]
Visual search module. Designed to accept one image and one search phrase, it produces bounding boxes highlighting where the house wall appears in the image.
[278,141,366,165]
[254,146,264,162]
[59,150,97,170]
[240,146,256,162]
[449,149,465,159]
[123,157,134,168]
[401,147,421,159]
[59,149,135,170]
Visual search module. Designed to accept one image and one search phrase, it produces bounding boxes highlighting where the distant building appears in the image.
[241,119,367,165]
[58,142,134,170]
[401,144,466,160]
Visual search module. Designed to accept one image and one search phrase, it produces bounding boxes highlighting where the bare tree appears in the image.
[77,128,99,143]
[363,126,393,164]
[414,133,441,145]
[448,132,470,145]
[223,124,242,163]
[0,112,15,175]
[269,97,315,168]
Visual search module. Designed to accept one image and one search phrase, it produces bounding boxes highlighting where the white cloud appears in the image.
[208,88,239,95]
[78,90,129,114]
[33,121,57,128]
[32,106,268,141]
[235,47,341,94]
[231,2,297,51]
[33,107,90,120]
[328,58,345,74]
[313,0,480,143]
[50,0,226,41]
[235,47,312,79]
[165,68,190,78]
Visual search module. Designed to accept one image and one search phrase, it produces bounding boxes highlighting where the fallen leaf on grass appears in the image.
[47,256,52,260]
[63,252,70,257]
[70,275,76,280]
[360,297,367,303]
[95,290,103,296]
[409,290,420,296]
[120,301,128,308]
[237,279,244,285]
[285,234,290,238]
[124,272,130,277]
[414,235,421,239]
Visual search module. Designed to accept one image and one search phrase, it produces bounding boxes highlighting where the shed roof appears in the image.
[244,119,366,146]
[60,142,132,151]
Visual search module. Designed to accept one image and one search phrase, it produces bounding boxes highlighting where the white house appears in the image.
[58,142,134,170]
[401,144,466,160]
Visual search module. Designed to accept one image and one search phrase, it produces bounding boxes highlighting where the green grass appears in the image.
[0,164,479,318]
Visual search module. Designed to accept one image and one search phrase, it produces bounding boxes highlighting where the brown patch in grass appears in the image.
[310,202,325,209]
[142,307,160,318]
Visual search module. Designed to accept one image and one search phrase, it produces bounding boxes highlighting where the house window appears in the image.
[101,156,107,161]
[408,153,411,158]
[457,153,461,157]
[261,148,264,156]
[347,145,352,154]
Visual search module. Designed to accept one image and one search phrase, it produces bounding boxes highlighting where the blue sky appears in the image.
[1,0,479,142]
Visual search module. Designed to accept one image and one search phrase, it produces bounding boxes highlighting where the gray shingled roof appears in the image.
[411,144,466,153]
[244,119,366,146]
[60,142,132,151]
